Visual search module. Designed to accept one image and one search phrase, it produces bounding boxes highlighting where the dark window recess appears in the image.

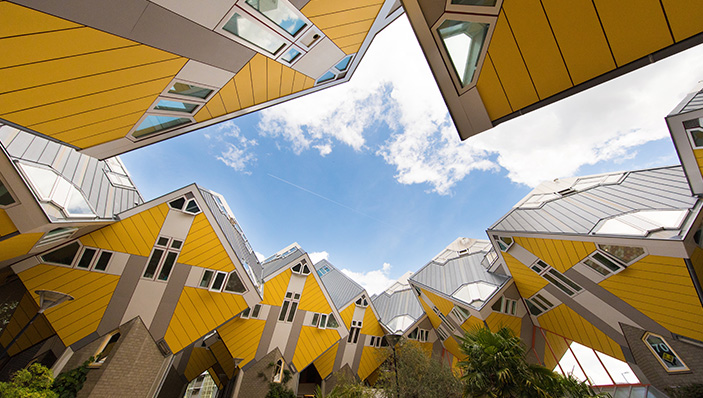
[185,200,200,214]
[224,272,246,293]
[41,242,80,266]
[200,270,214,288]
[94,252,112,271]
[0,181,15,206]
[169,197,185,210]
[144,249,164,278]
[157,237,169,246]
[76,248,97,269]
[211,272,226,291]
[157,252,178,281]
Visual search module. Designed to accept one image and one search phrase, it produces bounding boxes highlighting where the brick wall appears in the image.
[236,349,295,398]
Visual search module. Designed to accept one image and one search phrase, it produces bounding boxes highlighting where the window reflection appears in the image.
[437,20,489,86]
[245,0,307,37]
[223,13,287,55]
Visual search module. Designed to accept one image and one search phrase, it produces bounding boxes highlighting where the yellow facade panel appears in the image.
[301,0,382,18]
[514,237,595,273]
[299,275,333,314]
[279,67,296,98]
[420,288,454,317]
[541,0,616,85]
[358,346,386,381]
[0,233,42,262]
[262,269,291,306]
[206,94,227,119]
[341,43,363,55]
[219,80,242,114]
[63,116,138,149]
[220,318,266,367]
[313,342,338,379]
[0,291,54,356]
[694,148,703,176]
[307,5,380,32]
[593,0,673,67]
[485,312,522,338]
[194,106,211,123]
[249,54,268,105]
[0,209,17,236]
[266,58,282,101]
[291,72,307,93]
[600,255,703,341]
[292,326,339,371]
[339,303,355,329]
[486,11,539,111]
[233,65,255,109]
[361,307,385,337]
[417,295,442,329]
[502,0,572,99]
[661,0,703,42]
[543,331,570,370]
[503,252,549,298]
[331,32,367,52]
[0,2,80,39]
[692,248,703,300]
[321,19,374,45]
[0,27,135,70]
[461,316,484,332]
[210,340,235,378]
[185,347,217,382]
[441,335,464,360]
[178,213,235,272]
[476,54,512,120]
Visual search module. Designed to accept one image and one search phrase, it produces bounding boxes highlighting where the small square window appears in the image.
[168,83,213,99]
[94,252,112,272]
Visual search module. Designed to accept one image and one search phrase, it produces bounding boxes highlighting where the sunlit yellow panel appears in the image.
[299,274,333,314]
[339,303,355,329]
[600,255,703,341]
[185,347,216,381]
[0,233,42,262]
[358,346,387,381]
[0,209,17,236]
[476,54,512,120]
[502,0,571,99]
[541,0,616,85]
[219,80,241,114]
[543,331,570,370]
[0,2,80,38]
[0,291,54,356]
[332,32,367,53]
[233,64,255,109]
[503,252,548,298]
[292,326,339,371]
[301,0,381,18]
[486,11,539,111]
[279,66,296,97]
[441,335,464,360]
[210,340,236,378]
[514,237,595,273]
[194,106,211,123]
[313,343,338,379]
[307,5,380,32]
[178,213,235,272]
[660,0,703,42]
[291,72,308,93]
[266,58,282,101]
[249,54,268,105]
[461,316,484,333]
[206,94,227,119]
[691,248,703,298]
[262,269,291,306]
[420,288,453,316]
[361,307,385,337]
[417,295,442,329]
[485,312,522,338]
[593,0,673,66]
[219,317,265,367]
[321,18,374,45]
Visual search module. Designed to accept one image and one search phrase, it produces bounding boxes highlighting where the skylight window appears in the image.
[437,20,489,86]
[593,209,689,236]
[133,115,191,139]
[168,83,213,99]
[281,47,301,64]
[452,281,497,306]
[245,0,307,37]
[18,162,94,218]
[154,99,198,113]
[223,13,287,55]
[335,55,352,72]
[316,71,335,85]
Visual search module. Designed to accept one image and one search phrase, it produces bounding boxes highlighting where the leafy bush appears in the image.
[666,383,703,398]
[51,357,94,398]
[0,363,58,398]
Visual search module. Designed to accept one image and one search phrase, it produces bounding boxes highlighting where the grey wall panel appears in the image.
[97,255,148,336]
[149,262,191,341]
[60,150,80,178]
[95,177,109,217]
[71,155,89,185]
[283,312,306,365]
[80,157,98,193]
[256,308,280,361]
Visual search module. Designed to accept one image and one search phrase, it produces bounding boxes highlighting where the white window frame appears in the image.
[355,294,369,308]
[686,124,703,149]
[368,336,382,348]
[529,260,583,297]
[241,304,263,320]
[595,244,647,266]
[408,327,429,343]
[143,236,183,282]
[432,306,456,332]
[450,305,470,324]
[642,332,690,372]
[525,293,555,316]
[291,259,311,275]
[168,195,202,215]
[492,235,513,252]
[436,325,449,341]
[348,320,362,344]
[278,291,300,323]
[40,241,114,272]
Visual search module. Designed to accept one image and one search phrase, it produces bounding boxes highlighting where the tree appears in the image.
[0,363,58,398]
[51,357,94,398]
[459,326,605,398]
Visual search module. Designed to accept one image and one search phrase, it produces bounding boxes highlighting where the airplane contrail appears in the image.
[267,173,399,230]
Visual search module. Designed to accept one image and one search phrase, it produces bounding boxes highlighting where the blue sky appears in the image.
[122,15,703,296]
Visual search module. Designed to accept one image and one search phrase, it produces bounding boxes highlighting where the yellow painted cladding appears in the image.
[485,312,522,339]
[441,335,464,360]
[339,302,355,329]
[18,264,119,347]
[184,347,217,382]
[361,307,385,337]
[693,148,703,178]
[0,291,54,356]
[502,252,548,298]
[302,0,384,54]
[358,346,388,381]
[178,212,235,272]
[514,237,596,273]
[0,3,187,149]
[313,342,338,379]
[194,55,314,123]
[691,248,703,300]
[0,233,42,262]
[262,269,292,306]
[420,288,454,317]
[417,295,442,330]
[210,339,236,378]
[600,255,703,341]
[219,317,266,368]
[542,330,570,371]
[164,287,247,354]
[79,203,168,257]
[299,274,333,314]
[0,208,17,236]
[537,304,625,362]
[292,326,340,371]
[461,316,484,332]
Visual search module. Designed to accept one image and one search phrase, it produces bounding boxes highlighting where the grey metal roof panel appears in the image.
[372,288,424,325]
[681,88,703,114]
[37,141,60,166]
[410,253,509,297]
[490,166,698,236]
[262,247,304,279]
[199,188,263,282]
[23,137,48,163]
[314,259,364,309]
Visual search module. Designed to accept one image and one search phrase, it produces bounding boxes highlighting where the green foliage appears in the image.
[0,363,58,398]
[666,383,703,398]
[316,373,376,398]
[51,357,93,398]
[377,340,463,398]
[459,326,606,398]
[0,300,19,335]
[259,364,295,398]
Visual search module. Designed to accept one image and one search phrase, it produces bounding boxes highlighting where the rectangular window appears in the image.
[433,306,455,331]
[278,292,300,323]
[526,294,555,316]
[450,306,470,324]
[223,13,287,55]
[436,326,449,341]
[348,320,362,344]
[529,260,583,297]
[0,180,16,207]
[41,243,112,272]
[210,271,227,291]
[241,304,262,320]
[154,99,198,113]
[245,0,307,36]
[133,115,191,139]
[168,83,213,99]
[143,236,182,281]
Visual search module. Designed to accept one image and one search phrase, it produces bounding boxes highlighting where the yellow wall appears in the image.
[292,325,340,371]
[460,316,484,332]
[357,346,388,381]
[0,291,54,356]
[79,203,168,257]
[0,3,187,149]
[693,148,703,178]
[420,288,454,317]
[514,237,595,273]
[299,274,333,314]
[210,339,236,378]
[164,287,247,354]
[485,312,522,339]
[339,303,355,329]
[441,334,464,360]
[178,212,235,272]
[691,248,703,302]
[361,307,384,337]
[262,269,292,306]
[0,208,17,237]
[502,252,548,298]
[184,347,216,382]
[219,317,266,368]
[18,263,119,347]
[301,0,384,54]
[0,232,42,262]
[313,342,338,379]
[542,330,570,371]
[600,255,703,341]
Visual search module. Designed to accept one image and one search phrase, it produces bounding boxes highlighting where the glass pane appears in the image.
[168,83,213,99]
[0,181,15,206]
[252,304,261,318]
[171,240,182,249]
[95,332,121,364]
[292,263,301,273]
[144,249,164,278]
[169,197,185,210]
[543,273,574,295]
[157,237,169,246]
[279,301,290,321]
[311,313,319,326]
[154,99,198,113]
[157,251,178,281]
[133,115,190,138]
[327,314,338,328]
[319,314,327,327]
[597,245,645,264]
[451,0,497,5]
[335,55,352,71]
[281,48,301,63]
[242,307,251,318]
[94,252,112,271]
[689,128,703,147]
[65,187,93,217]
[583,257,611,276]
[316,71,335,84]
[76,248,97,269]
[19,163,57,200]
[200,270,214,288]
[547,269,582,292]
[212,272,226,291]
[534,294,553,308]
[185,199,200,214]
[223,272,246,293]
[245,0,307,36]
[592,253,621,273]
[223,13,287,55]
[41,242,80,266]
[437,20,489,86]
[286,302,297,322]
[526,300,543,316]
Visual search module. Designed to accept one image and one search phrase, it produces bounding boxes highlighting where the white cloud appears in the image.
[341,262,395,296]
[255,251,265,262]
[211,121,258,174]
[308,251,329,264]
[256,14,703,192]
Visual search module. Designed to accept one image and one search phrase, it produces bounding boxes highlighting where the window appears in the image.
[529,260,583,296]
[436,326,449,341]
[450,306,470,324]
[241,304,263,319]
[224,12,287,55]
[314,54,356,86]
[432,306,455,331]
[143,236,182,281]
[133,115,191,139]
[311,313,338,329]
[0,179,16,207]
[223,271,246,293]
[91,331,121,367]
[368,336,382,348]
[414,286,422,296]
[154,99,198,113]
[316,71,335,85]
[642,332,689,372]
[18,162,94,218]
[355,295,369,308]
[348,320,362,344]
[272,359,284,383]
[596,244,646,265]
[245,0,307,36]
[583,252,624,276]
[41,242,113,272]
[492,235,513,252]
[317,265,331,277]
[491,297,517,316]
[168,195,201,215]
[408,327,429,342]
[525,294,555,316]
[437,20,489,86]
[291,260,311,275]
[278,292,300,322]
[335,55,352,72]
[168,83,213,99]
[686,118,703,148]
